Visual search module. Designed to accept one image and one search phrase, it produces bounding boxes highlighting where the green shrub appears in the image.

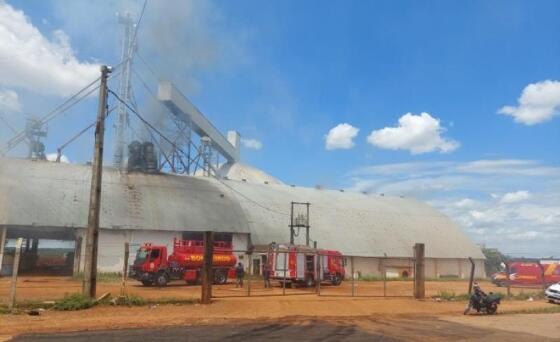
[54,293,96,311]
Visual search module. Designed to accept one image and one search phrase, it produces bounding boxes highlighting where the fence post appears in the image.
[351,256,355,297]
[0,227,7,274]
[383,255,387,297]
[201,231,214,304]
[9,238,23,310]
[315,252,321,295]
[282,251,287,296]
[73,236,82,277]
[247,253,252,297]
[413,243,425,299]
[467,257,475,295]
[120,242,129,297]
[505,263,511,298]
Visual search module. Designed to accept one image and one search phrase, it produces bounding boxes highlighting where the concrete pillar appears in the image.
[0,227,6,274]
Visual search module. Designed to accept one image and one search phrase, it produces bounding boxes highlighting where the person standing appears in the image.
[235,262,245,288]
[263,262,271,288]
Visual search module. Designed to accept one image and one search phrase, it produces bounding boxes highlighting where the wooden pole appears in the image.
[73,236,82,277]
[467,257,475,295]
[413,243,425,299]
[506,263,511,298]
[83,65,111,298]
[121,242,130,297]
[0,227,7,274]
[201,231,214,304]
[9,238,23,310]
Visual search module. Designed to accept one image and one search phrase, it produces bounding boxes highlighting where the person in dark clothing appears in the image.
[263,263,271,288]
[235,262,245,288]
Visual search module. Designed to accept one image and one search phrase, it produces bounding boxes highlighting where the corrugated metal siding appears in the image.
[0,158,484,259]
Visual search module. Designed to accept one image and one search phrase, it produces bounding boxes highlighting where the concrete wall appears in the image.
[345,257,486,279]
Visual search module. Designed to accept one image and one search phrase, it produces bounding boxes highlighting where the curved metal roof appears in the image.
[0,158,484,259]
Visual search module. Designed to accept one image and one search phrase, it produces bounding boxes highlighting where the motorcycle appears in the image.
[463,292,501,315]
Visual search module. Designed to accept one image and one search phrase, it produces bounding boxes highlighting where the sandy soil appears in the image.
[1,276,556,340]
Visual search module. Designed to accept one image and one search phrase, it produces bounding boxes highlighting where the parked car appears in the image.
[545,282,560,304]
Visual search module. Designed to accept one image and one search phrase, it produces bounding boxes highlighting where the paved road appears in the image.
[11,316,553,341]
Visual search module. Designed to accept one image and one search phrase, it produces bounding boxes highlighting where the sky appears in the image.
[0,0,558,257]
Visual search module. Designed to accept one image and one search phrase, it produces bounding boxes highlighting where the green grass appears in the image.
[507,305,560,315]
[434,291,471,301]
[53,293,96,311]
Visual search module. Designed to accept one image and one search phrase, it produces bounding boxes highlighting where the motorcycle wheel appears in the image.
[487,304,497,315]
[463,303,471,315]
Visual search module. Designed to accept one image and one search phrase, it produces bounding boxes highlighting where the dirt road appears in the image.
[11,315,559,341]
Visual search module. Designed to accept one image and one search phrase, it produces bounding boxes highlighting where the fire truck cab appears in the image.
[268,244,345,288]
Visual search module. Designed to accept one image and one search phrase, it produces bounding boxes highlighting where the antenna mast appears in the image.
[113,12,135,170]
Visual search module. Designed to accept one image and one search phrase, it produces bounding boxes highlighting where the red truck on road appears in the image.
[268,244,345,287]
[130,239,237,286]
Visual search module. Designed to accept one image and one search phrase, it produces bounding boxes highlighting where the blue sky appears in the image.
[0,0,559,256]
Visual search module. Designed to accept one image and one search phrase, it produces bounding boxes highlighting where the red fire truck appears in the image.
[491,261,560,287]
[268,244,345,287]
[130,239,237,286]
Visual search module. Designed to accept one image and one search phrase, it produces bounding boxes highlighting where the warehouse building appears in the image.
[0,157,486,279]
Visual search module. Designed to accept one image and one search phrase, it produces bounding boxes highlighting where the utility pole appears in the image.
[201,231,214,304]
[83,65,111,298]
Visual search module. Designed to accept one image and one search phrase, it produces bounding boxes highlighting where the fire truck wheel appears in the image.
[155,272,169,287]
[214,270,227,284]
[331,274,342,286]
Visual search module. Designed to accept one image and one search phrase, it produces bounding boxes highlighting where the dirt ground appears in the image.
[11,315,560,341]
[0,276,544,303]
[1,276,557,340]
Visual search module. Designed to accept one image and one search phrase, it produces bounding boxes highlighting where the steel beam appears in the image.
[158,81,239,163]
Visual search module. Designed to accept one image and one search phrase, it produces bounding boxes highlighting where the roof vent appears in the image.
[242,178,247,182]
[264,181,269,185]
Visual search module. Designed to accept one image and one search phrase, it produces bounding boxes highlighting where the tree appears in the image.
[481,248,509,276]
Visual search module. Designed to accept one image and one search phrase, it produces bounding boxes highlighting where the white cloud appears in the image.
[500,190,530,204]
[367,113,459,154]
[0,2,99,96]
[325,123,359,150]
[46,153,70,163]
[346,159,560,257]
[455,198,475,208]
[0,89,21,113]
[240,138,262,150]
[498,80,560,125]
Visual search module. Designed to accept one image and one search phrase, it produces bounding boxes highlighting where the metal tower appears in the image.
[113,12,136,170]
